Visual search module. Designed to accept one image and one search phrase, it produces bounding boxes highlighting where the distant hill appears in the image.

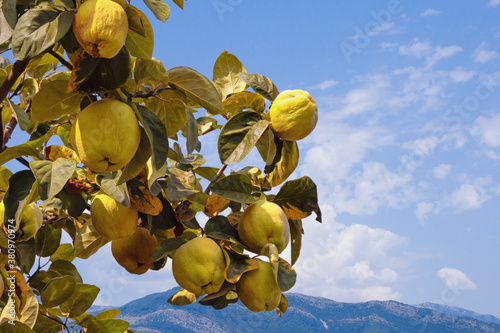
[416,302,500,326]
[100,289,500,333]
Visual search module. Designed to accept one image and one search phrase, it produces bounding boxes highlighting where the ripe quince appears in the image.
[111,227,158,274]
[237,200,290,254]
[73,0,129,59]
[236,259,281,312]
[172,237,226,296]
[70,99,141,172]
[269,89,318,141]
[90,192,138,240]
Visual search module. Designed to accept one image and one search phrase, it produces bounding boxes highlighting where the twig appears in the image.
[0,60,29,105]
[2,116,17,150]
[204,164,227,194]
[49,50,73,71]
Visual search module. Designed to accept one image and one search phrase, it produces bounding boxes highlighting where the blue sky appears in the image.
[5,0,500,318]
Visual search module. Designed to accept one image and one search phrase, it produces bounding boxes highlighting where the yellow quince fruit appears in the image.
[70,99,141,172]
[111,227,158,274]
[73,0,129,59]
[269,89,318,141]
[237,200,290,254]
[90,192,138,240]
[172,237,226,296]
[236,259,281,312]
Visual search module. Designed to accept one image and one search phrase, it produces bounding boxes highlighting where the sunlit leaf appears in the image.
[30,158,76,201]
[238,73,279,102]
[143,0,170,22]
[41,276,76,308]
[213,50,248,100]
[222,91,265,115]
[277,258,296,292]
[74,222,109,259]
[211,173,257,204]
[273,176,322,222]
[168,288,197,306]
[59,283,100,317]
[0,0,16,44]
[125,5,154,59]
[31,80,82,122]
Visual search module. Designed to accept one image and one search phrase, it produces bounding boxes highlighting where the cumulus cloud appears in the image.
[448,67,476,82]
[471,113,500,147]
[380,42,399,50]
[433,164,452,179]
[472,42,498,63]
[437,268,477,290]
[449,177,494,211]
[420,9,441,17]
[488,0,500,7]
[399,40,433,58]
[414,202,435,221]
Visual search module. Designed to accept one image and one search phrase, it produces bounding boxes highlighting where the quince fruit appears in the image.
[111,227,158,274]
[237,200,289,254]
[73,0,129,59]
[236,259,281,312]
[70,99,141,172]
[172,237,226,296]
[90,192,138,240]
[269,89,318,141]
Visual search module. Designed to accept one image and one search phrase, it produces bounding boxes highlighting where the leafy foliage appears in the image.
[0,0,322,330]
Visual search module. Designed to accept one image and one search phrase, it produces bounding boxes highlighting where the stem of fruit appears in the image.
[260,243,279,281]
[204,163,227,195]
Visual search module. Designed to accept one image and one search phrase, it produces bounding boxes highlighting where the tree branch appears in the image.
[0,60,29,105]
[204,164,227,195]
[49,50,73,71]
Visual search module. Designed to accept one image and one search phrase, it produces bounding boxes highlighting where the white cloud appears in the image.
[380,42,399,50]
[433,164,452,179]
[471,113,500,147]
[427,45,463,66]
[449,177,493,211]
[488,0,500,7]
[448,67,476,82]
[420,9,441,17]
[294,222,406,302]
[472,42,498,63]
[310,79,339,91]
[414,202,434,221]
[399,40,433,58]
[437,268,477,290]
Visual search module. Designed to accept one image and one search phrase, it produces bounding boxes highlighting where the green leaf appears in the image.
[133,57,167,84]
[41,276,76,308]
[238,73,279,102]
[265,139,299,187]
[168,288,197,306]
[87,318,129,333]
[35,224,62,257]
[211,173,257,204]
[152,238,185,261]
[125,5,154,59]
[205,215,238,239]
[12,7,74,60]
[0,144,41,166]
[0,166,12,191]
[277,258,296,292]
[74,222,109,259]
[2,170,36,223]
[0,0,16,44]
[167,66,223,115]
[117,127,152,185]
[19,286,39,329]
[222,91,265,115]
[289,219,302,266]
[213,50,248,100]
[15,238,36,274]
[48,260,83,283]
[31,80,83,122]
[56,189,87,218]
[95,309,121,320]
[33,312,64,333]
[185,107,198,154]
[135,104,169,171]
[96,172,130,207]
[68,48,131,93]
[0,321,36,332]
[144,89,187,139]
[273,176,322,222]
[223,251,258,284]
[143,0,170,22]
[6,99,29,131]
[217,111,269,165]
[51,243,76,262]
[59,283,100,317]
[30,158,76,201]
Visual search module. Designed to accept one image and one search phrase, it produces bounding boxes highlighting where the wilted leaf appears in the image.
[213,51,248,100]
[167,66,222,115]
[168,288,197,306]
[217,111,269,165]
[273,176,322,222]
[238,73,279,102]
[128,176,163,215]
[44,145,79,162]
[277,294,288,315]
[204,194,230,218]
[31,80,82,122]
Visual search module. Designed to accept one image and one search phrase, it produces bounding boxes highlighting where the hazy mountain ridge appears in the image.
[95,289,500,332]
[416,302,500,326]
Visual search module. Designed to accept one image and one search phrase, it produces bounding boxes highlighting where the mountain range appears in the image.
[93,289,500,333]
